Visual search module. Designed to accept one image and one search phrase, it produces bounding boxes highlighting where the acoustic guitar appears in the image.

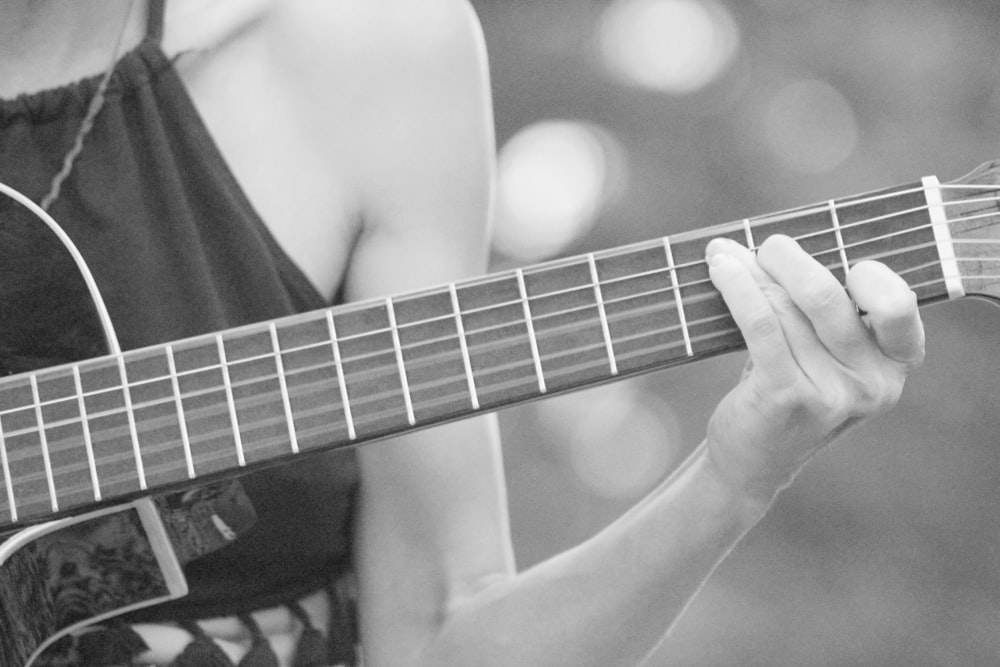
[2,161,999,666]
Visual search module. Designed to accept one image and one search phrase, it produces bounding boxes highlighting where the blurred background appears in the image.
[470,0,1000,664]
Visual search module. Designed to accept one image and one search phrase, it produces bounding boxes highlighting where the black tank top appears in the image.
[0,1,359,619]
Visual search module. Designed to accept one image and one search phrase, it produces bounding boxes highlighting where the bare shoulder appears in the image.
[268,0,497,293]
[163,0,486,71]
[275,0,485,60]
[268,0,490,110]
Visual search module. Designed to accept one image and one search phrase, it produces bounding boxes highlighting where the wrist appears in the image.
[699,438,790,521]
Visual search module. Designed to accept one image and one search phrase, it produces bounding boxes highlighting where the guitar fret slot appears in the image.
[386,298,416,426]
[588,253,618,376]
[29,374,59,513]
[516,268,547,393]
[116,353,147,491]
[743,218,755,250]
[0,417,16,523]
[326,311,356,440]
[663,236,694,357]
[829,200,850,274]
[166,345,196,480]
[71,365,102,501]
[450,283,480,410]
[269,323,300,453]
[216,335,246,467]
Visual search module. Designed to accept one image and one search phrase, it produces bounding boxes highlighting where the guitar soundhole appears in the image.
[0,509,170,666]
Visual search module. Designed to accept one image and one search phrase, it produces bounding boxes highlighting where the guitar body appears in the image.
[0,480,257,666]
[0,500,185,667]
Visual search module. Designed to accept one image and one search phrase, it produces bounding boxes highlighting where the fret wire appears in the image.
[116,350,147,491]
[509,195,957,305]
[694,233,938,293]
[44,243,956,446]
[0,233,934,442]
[0,230,952,440]
[922,175,964,299]
[10,264,962,483]
[828,199,850,273]
[358,316,742,418]
[743,184,929,228]
[166,345,196,480]
[386,297,416,426]
[0,410,17,522]
[517,268,547,393]
[657,225,945,302]
[588,253,618,376]
[742,218,755,249]
[30,373,59,512]
[743,196,980,261]
[255,276,978,427]
[0,190,983,503]
[72,364,102,500]
[216,334,246,467]
[0,190,987,428]
[663,236,694,357]
[326,310,356,440]
[16,386,210,438]
[269,323,300,454]
[450,282,480,410]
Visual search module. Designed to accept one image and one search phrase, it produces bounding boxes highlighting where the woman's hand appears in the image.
[704,234,925,507]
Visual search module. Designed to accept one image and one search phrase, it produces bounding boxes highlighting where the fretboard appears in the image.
[0,178,953,529]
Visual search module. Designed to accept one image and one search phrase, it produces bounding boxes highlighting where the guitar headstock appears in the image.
[942,160,1000,302]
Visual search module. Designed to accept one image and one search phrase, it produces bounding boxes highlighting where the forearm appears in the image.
[414,442,773,667]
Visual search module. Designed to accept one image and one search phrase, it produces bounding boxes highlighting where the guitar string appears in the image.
[4,180,996,396]
[2,187,1000,502]
[4,189,999,416]
[3,189,998,425]
[2,249,992,495]
[0,240,968,444]
[78,196,1000,386]
[78,188,1000,383]
[2,250,983,506]
[11,296,1000,502]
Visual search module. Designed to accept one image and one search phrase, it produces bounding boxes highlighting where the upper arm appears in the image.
[283,1,514,661]
[341,0,497,299]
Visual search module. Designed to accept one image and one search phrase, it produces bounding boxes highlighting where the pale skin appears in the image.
[1,1,925,665]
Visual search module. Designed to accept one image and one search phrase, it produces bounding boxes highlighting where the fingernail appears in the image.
[707,249,730,269]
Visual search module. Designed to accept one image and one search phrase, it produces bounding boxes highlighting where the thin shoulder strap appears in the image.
[147,0,166,43]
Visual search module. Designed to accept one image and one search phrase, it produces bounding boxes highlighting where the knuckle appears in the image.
[797,278,844,315]
[850,371,904,416]
[742,305,782,340]
[812,383,852,425]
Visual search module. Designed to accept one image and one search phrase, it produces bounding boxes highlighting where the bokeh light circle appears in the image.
[598,0,740,95]
[763,79,859,174]
[536,383,682,500]
[493,120,625,261]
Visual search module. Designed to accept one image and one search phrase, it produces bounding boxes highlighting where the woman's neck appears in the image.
[0,0,146,97]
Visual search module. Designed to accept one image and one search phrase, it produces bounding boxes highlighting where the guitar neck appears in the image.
[0,173,993,530]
